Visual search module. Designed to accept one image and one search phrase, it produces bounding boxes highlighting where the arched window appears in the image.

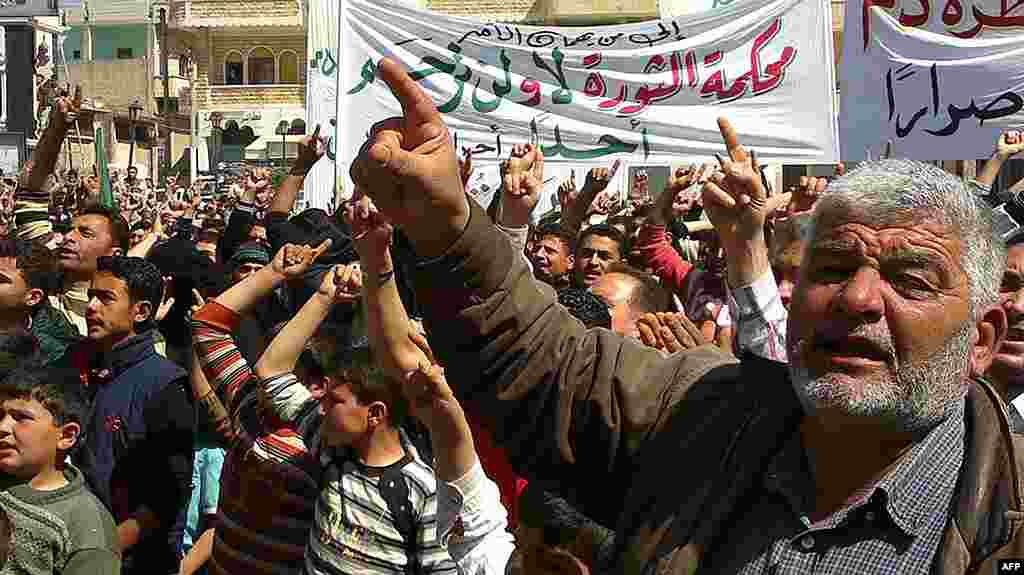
[224,51,243,85]
[278,50,299,84]
[248,47,275,85]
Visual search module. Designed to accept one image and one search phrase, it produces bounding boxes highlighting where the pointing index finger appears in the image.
[377,58,442,129]
[312,238,333,259]
[717,117,739,154]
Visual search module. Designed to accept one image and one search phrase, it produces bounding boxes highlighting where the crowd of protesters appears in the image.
[0,60,1022,575]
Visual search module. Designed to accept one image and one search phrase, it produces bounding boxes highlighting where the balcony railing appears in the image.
[207,84,305,108]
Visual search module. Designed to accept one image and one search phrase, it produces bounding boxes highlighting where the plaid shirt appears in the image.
[719,271,966,573]
[729,271,789,363]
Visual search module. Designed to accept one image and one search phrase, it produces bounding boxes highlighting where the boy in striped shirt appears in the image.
[253,253,456,575]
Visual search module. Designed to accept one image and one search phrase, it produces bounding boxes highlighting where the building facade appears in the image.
[166,0,307,185]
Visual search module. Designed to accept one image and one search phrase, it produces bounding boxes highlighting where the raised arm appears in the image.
[976,130,1024,191]
[348,61,742,528]
[269,126,325,216]
[559,167,610,236]
[16,87,81,241]
[253,253,358,429]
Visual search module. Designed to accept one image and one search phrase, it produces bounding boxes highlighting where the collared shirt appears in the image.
[436,460,516,575]
[698,401,964,574]
[729,270,789,363]
[721,269,966,574]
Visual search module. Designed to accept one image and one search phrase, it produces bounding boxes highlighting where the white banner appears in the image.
[840,0,1024,160]
[303,0,341,209]
[335,0,837,189]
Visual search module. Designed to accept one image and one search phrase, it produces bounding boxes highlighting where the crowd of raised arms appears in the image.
[0,62,1023,575]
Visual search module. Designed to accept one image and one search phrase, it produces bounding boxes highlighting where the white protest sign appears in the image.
[335,0,837,189]
[840,0,1024,160]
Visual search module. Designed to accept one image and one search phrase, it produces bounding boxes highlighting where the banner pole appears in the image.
[333,0,348,203]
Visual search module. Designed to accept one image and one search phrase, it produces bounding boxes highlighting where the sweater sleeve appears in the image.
[635,223,693,295]
[191,302,255,449]
[140,380,195,526]
[260,372,321,446]
[14,186,53,241]
[62,549,121,575]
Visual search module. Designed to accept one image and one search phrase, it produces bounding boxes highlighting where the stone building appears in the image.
[165,0,308,184]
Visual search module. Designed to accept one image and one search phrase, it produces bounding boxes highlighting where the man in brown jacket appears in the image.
[349,58,1024,574]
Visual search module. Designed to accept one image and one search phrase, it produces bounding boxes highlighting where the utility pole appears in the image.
[160,7,170,180]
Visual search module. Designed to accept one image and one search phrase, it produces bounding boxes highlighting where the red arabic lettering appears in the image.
[899,0,930,26]
[599,84,628,109]
[700,18,796,103]
[686,51,698,88]
[751,18,797,95]
[583,53,607,98]
[620,52,684,115]
[943,0,964,24]
[519,78,541,106]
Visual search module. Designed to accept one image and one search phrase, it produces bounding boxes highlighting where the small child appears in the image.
[0,368,120,574]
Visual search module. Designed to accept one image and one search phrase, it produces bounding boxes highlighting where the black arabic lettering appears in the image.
[527,30,560,48]
[628,22,672,48]
[923,92,1024,136]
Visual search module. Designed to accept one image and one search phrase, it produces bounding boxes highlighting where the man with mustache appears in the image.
[350,58,1022,574]
[989,231,1024,430]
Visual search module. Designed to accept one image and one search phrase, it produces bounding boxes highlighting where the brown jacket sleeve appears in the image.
[412,198,738,520]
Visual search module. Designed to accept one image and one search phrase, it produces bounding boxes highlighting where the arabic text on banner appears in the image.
[840,0,1024,161]
[335,0,838,185]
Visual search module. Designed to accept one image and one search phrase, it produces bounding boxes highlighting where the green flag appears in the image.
[95,127,113,208]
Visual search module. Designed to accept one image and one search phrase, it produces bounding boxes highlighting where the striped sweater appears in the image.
[14,184,91,338]
[191,303,321,575]
[262,373,458,575]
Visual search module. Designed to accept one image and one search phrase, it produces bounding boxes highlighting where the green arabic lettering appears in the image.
[346,59,377,95]
[471,49,512,114]
[409,42,473,113]
[541,125,638,160]
[532,48,573,105]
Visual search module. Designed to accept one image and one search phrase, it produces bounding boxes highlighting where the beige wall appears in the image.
[68,59,150,111]
[187,0,301,21]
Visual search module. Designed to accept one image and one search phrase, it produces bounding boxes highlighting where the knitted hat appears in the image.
[230,241,270,268]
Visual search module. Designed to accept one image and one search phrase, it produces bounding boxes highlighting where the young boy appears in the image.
[0,368,120,574]
[253,256,456,575]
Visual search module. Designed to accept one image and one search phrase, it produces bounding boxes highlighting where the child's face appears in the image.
[0,395,76,480]
[319,381,373,448]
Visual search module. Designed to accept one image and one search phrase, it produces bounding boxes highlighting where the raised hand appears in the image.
[500,144,544,225]
[51,85,82,129]
[998,130,1024,159]
[190,288,206,316]
[584,167,611,196]
[459,147,474,188]
[349,58,467,258]
[652,165,709,225]
[155,276,176,322]
[786,175,827,215]
[317,263,362,305]
[270,239,333,279]
[703,118,790,252]
[557,173,579,212]
[292,124,325,176]
[344,190,393,263]
[403,361,458,433]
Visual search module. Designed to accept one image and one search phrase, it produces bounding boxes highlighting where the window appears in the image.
[116,47,133,59]
[248,47,275,85]
[224,51,243,86]
[72,49,81,60]
[278,50,298,84]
